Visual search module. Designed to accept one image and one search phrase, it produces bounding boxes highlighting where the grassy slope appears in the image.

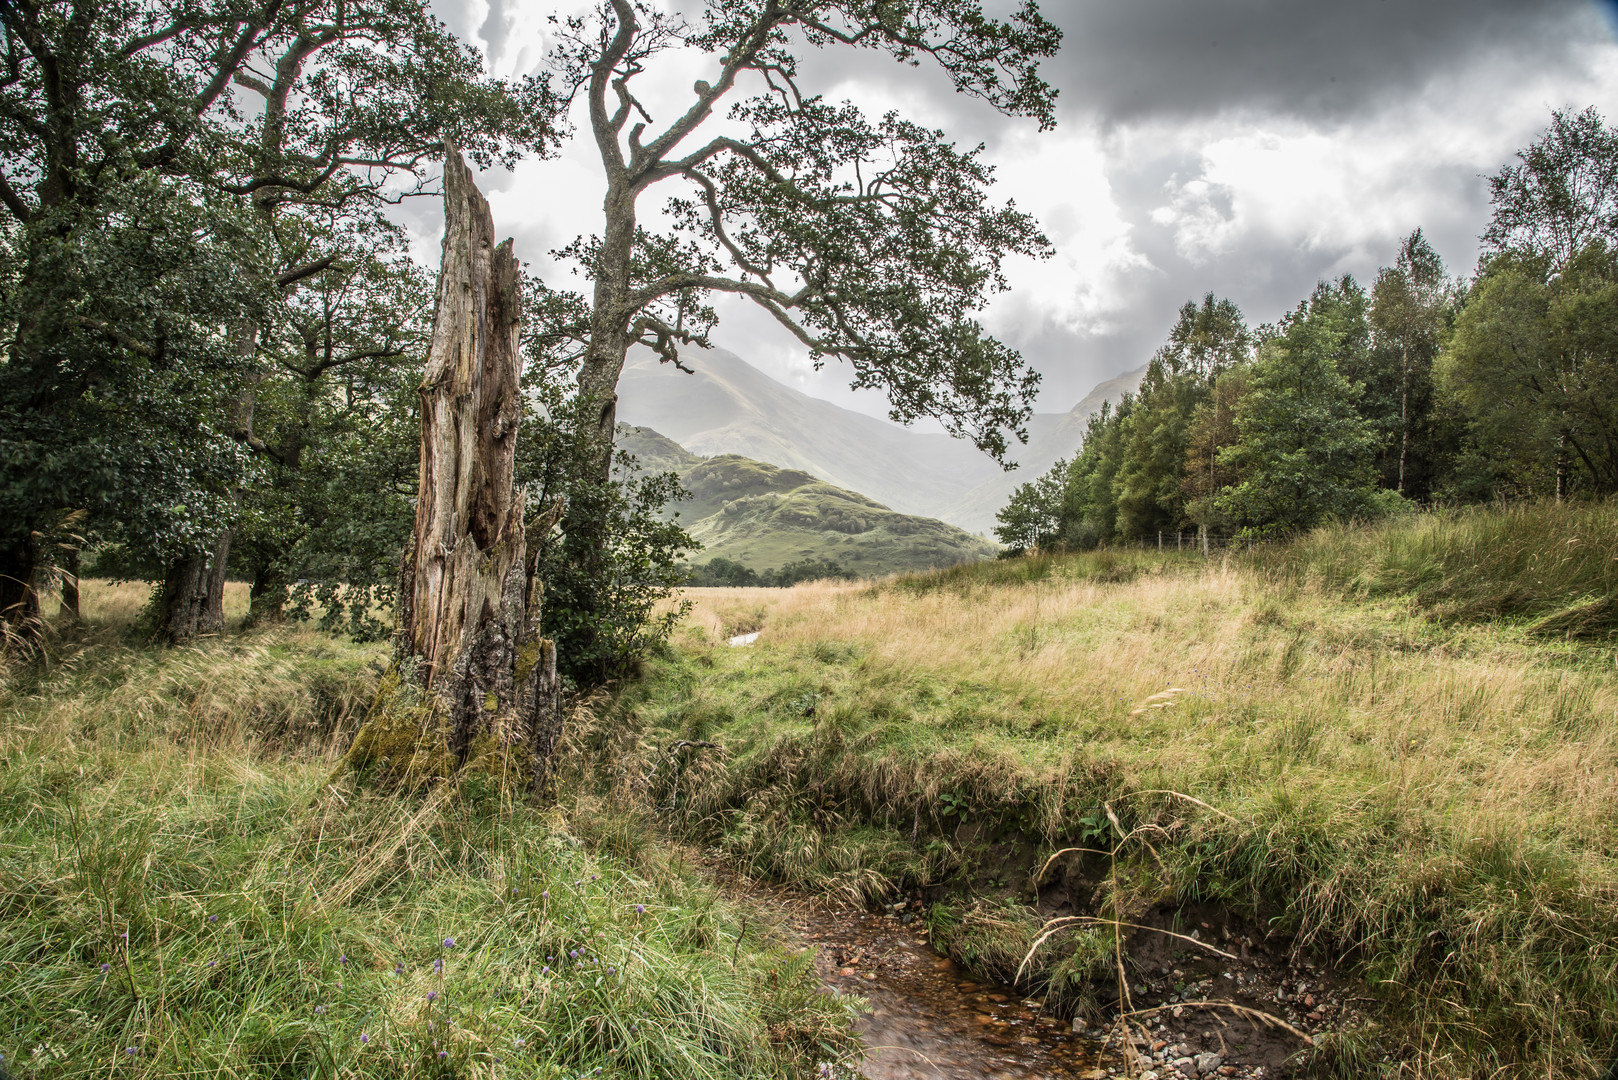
[678,456,996,576]
[616,426,996,576]
[0,583,855,1079]
[609,504,1618,1079]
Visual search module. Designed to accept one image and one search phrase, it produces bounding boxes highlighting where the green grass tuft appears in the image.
[1,596,857,1079]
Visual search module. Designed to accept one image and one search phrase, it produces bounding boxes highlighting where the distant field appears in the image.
[616,503,1618,1078]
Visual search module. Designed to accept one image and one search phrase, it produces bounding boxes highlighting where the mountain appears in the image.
[936,366,1148,529]
[616,426,996,576]
[615,344,1144,534]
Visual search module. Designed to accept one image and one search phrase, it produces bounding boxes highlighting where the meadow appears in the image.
[5,503,1616,1079]
[0,583,856,1078]
[601,502,1618,1079]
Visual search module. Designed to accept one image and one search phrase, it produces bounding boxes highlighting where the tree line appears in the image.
[0,0,1062,681]
[995,108,1618,553]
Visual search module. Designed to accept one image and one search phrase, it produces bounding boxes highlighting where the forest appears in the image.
[995,107,1618,552]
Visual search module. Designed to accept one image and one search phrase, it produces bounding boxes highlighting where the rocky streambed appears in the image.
[744,882,1358,1079]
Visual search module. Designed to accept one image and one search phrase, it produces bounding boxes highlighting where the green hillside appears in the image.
[616,425,997,577]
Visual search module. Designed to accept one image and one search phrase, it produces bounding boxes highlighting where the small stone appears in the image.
[1194,1052,1222,1073]
[1171,1058,1196,1078]
[1304,993,1316,1007]
[1152,1040,1168,1051]
[838,967,856,977]
[1071,1017,1088,1034]
[1218,1069,1239,1078]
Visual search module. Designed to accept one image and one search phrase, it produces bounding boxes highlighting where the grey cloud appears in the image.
[479,0,516,66]
[1045,0,1599,124]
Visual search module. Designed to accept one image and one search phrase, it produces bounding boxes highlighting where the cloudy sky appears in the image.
[418,0,1618,422]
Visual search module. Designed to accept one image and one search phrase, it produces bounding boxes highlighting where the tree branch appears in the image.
[277,254,340,288]
[66,316,153,357]
[0,168,30,223]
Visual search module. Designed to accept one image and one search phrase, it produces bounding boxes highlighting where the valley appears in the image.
[617,425,998,578]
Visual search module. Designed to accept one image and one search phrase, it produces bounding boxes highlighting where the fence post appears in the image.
[1177,531,1182,550]
[1200,524,1208,556]
[1158,531,1162,551]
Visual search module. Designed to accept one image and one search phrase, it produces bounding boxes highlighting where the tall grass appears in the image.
[1259,500,1618,637]
[1,587,856,1078]
[619,504,1618,1078]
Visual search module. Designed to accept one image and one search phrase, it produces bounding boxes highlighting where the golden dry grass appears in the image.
[674,568,1618,847]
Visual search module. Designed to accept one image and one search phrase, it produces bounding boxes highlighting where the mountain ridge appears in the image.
[616,344,1144,533]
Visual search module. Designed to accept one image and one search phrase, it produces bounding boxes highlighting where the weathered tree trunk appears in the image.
[0,538,39,634]
[345,144,563,794]
[60,548,80,619]
[154,530,231,643]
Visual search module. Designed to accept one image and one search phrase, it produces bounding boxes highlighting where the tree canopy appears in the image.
[546,0,1062,472]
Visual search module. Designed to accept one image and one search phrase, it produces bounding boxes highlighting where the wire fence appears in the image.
[1122,530,1266,555]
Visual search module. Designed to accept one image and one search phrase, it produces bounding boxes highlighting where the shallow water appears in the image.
[774,901,1115,1080]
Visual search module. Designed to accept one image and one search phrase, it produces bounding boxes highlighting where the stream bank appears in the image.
[712,862,1360,1080]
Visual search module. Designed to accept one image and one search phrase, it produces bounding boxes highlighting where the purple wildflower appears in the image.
[394,963,405,975]
[339,954,347,964]
[635,904,645,915]
[209,960,218,968]
[100,963,110,972]
[314,1005,327,1015]
[360,1034,370,1045]
[514,1038,525,1048]
[442,937,455,948]
[434,958,443,973]
[439,1050,448,1059]
[426,991,438,1002]
[208,915,218,923]
[542,890,549,899]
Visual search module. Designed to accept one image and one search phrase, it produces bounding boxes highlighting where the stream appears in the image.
[767,895,1117,1080]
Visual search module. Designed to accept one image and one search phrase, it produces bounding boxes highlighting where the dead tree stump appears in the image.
[345,143,563,794]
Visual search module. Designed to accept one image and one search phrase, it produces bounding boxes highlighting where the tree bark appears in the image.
[0,538,38,633]
[60,547,80,619]
[346,144,563,794]
[155,530,231,643]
